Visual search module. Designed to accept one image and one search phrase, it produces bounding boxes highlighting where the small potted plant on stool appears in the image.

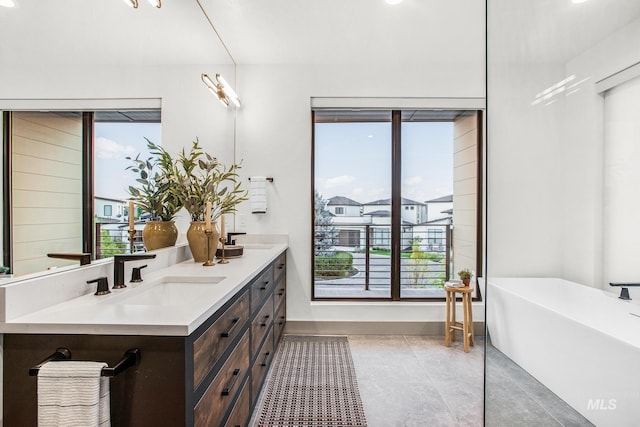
[457,268,472,287]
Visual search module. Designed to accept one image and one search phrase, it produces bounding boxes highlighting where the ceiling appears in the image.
[0,0,231,66]
[1,0,639,67]
[490,0,640,63]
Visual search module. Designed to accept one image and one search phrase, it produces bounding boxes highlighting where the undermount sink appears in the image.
[108,276,225,306]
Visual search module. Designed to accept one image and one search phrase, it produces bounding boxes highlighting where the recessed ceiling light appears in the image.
[572,0,588,3]
[385,0,403,5]
[0,0,15,8]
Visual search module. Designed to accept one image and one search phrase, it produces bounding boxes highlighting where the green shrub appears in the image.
[315,251,354,277]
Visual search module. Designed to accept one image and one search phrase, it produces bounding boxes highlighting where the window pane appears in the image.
[314,111,391,299]
[400,117,453,298]
[94,115,161,258]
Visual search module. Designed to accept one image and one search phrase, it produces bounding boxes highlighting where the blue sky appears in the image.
[94,123,161,200]
[315,121,453,204]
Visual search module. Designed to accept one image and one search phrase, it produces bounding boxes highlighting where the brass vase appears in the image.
[142,220,178,251]
[186,221,220,262]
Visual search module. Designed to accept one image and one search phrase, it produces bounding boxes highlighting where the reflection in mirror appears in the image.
[8,112,83,276]
[487,0,640,425]
[2,110,160,278]
[94,111,161,259]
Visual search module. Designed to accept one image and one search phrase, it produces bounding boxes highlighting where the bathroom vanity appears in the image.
[1,243,287,426]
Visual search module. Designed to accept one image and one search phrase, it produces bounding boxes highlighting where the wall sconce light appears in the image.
[122,0,161,8]
[201,73,241,108]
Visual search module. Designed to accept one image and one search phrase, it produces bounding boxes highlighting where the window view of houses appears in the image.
[94,116,160,258]
[314,110,463,299]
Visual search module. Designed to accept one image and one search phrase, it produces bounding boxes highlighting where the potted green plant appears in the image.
[174,138,248,262]
[126,139,182,250]
[457,268,472,286]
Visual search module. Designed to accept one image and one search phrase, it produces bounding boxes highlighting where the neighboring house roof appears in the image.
[364,197,426,206]
[95,196,127,203]
[366,210,391,217]
[416,217,452,226]
[327,196,361,206]
[425,194,453,203]
[441,208,453,214]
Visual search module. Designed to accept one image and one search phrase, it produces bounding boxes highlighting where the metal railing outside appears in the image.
[95,222,143,259]
[314,223,451,297]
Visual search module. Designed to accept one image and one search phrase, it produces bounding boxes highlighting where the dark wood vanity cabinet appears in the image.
[3,250,286,427]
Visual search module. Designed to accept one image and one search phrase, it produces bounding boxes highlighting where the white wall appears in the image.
[487,62,566,277]
[233,63,484,323]
[488,12,640,297]
[602,75,640,292]
[563,17,640,294]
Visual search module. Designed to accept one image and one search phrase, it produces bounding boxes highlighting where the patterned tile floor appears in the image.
[252,335,593,427]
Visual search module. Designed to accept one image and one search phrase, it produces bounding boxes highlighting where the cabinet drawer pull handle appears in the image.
[278,289,285,296]
[278,264,284,269]
[221,368,241,396]
[221,317,241,338]
[260,280,270,290]
[260,314,270,327]
[260,351,271,367]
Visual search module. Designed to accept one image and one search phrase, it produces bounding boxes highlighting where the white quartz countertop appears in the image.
[0,243,287,336]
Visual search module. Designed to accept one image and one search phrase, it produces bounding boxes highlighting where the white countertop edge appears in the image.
[1,242,287,336]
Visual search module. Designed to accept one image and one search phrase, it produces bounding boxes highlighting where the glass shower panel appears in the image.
[487,1,640,425]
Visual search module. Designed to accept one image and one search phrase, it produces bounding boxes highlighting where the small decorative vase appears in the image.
[186,221,220,262]
[142,221,178,251]
[462,278,471,286]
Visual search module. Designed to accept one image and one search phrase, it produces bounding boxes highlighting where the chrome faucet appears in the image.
[113,253,157,289]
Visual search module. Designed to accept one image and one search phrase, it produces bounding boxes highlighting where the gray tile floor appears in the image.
[348,335,484,427]
[251,335,593,427]
[485,344,593,427]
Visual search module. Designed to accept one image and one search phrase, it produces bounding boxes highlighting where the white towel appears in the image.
[250,176,268,214]
[38,361,110,427]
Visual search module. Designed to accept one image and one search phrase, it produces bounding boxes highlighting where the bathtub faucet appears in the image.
[609,282,640,300]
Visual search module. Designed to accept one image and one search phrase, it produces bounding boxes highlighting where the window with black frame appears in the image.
[312,109,482,301]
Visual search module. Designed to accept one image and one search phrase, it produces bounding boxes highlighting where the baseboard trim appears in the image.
[284,321,485,336]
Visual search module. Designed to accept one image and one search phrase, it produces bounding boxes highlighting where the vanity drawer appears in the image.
[273,277,286,313]
[194,330,250,427]
[224,377,250,427]
[273,252,286,284]
[274,300,286,344]
[250,265,274,314]
[251,327,274,407]
[251,297,274,358]
[193,289,250,390]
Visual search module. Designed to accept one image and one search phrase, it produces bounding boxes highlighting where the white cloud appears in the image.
[404,176,423,186]
[95,137,136,160]
[325,175,356,188]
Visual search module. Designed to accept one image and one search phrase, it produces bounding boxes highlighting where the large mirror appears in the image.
[0,0,235,280]
[487,0,640,425]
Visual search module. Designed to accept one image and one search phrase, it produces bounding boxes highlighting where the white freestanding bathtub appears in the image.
[486,277,640,426]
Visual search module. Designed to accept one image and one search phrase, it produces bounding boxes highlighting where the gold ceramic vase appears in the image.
[142,220,178,251]
[186,221,220,262]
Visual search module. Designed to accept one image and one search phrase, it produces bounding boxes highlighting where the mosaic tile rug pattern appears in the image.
[257,335,368,427]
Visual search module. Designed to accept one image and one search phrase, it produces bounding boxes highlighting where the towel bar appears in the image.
[248,177,273,182]
[29,348,140,377]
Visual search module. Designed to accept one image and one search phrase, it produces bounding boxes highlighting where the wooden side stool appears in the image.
[444,283,475,352]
